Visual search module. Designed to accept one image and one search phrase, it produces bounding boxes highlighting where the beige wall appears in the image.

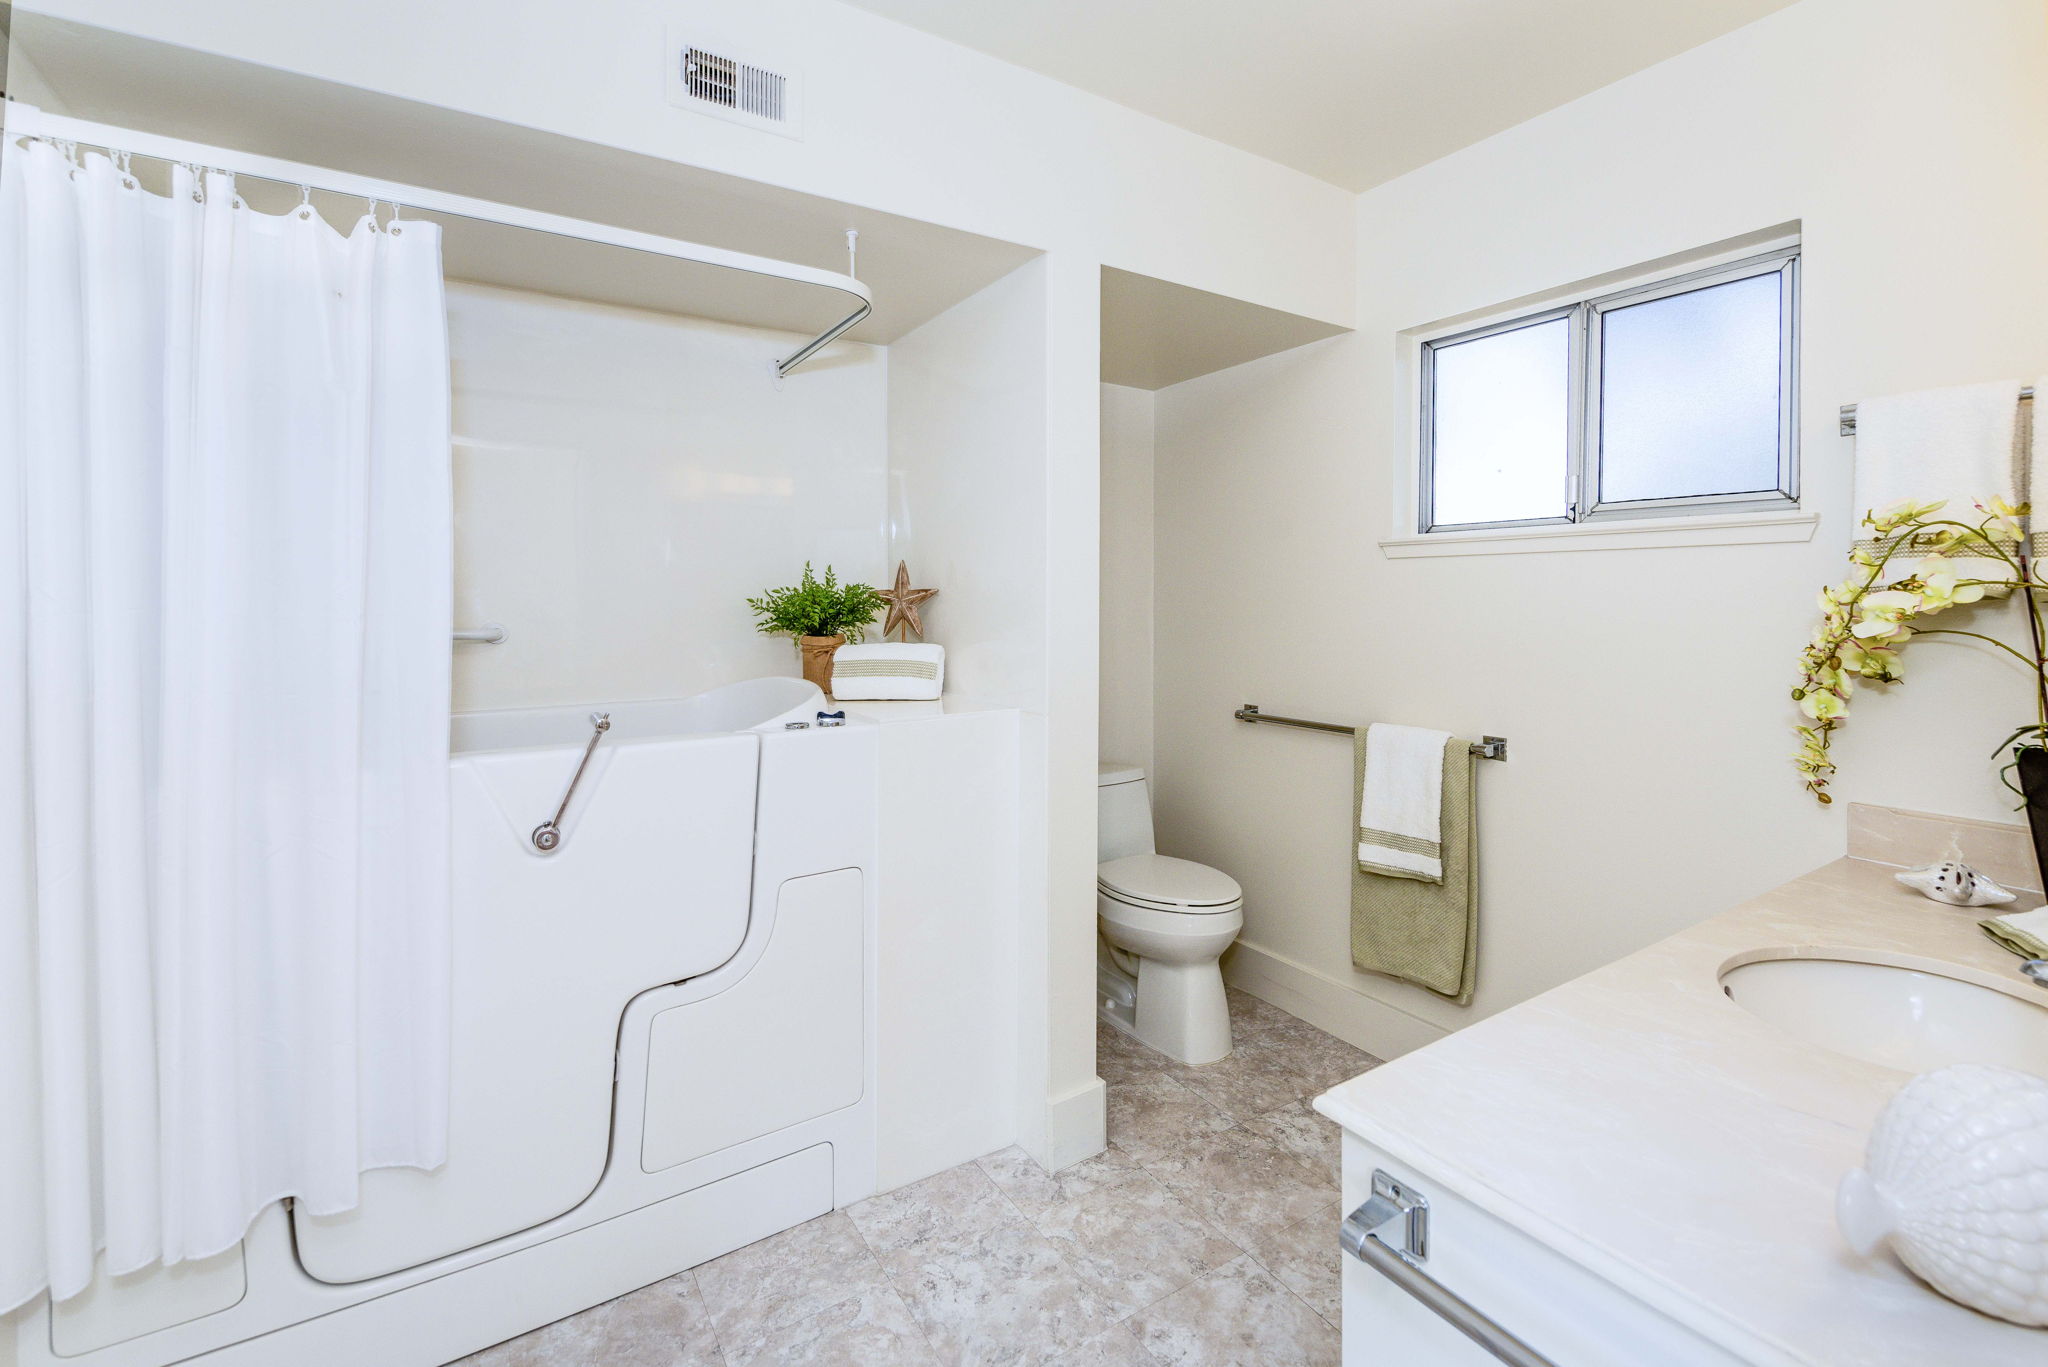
[1099,384,1156,776]
[1152,0,2048,1054]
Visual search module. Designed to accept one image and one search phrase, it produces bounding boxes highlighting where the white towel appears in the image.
[1854,380,2023,529]
[829,642,944,700]
[1358,723,1452,884]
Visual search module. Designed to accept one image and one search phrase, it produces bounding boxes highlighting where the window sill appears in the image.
[1379,508,1818,559]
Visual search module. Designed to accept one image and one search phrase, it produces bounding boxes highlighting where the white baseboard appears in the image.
[1223,938,1449,1059]
[1035,1075,1107,1173]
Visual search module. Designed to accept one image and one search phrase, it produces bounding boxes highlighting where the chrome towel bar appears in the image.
[1235,704,1507,761]
[1839,387,2032,436]
[1342,1170,1558,1367]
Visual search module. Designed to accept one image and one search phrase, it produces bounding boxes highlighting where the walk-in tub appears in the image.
[17,677,878,1367]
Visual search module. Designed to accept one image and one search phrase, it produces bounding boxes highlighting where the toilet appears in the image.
[1097,764,1243,1065]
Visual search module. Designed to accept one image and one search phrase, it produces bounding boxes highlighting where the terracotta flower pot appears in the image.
[798,634,845,695]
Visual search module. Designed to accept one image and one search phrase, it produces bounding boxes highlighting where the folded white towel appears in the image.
[830,642,944,701]
[1854,381,2023,534]
[1358,723,1452,884]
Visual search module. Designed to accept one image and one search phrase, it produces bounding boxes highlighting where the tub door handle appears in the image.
[531,712,610,853]
[1341,1170,1557,1367]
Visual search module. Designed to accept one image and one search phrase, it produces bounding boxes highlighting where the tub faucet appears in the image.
[2023,959,2048,990]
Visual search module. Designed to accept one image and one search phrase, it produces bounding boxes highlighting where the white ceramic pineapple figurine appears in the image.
[1837,1064,2048,1327]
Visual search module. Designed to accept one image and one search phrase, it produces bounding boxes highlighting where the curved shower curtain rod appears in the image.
[0,101,873,380]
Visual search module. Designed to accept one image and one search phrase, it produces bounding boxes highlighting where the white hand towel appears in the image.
[1358,723,1452,884]
[1853,380,2023,532]
[830,642,944,701]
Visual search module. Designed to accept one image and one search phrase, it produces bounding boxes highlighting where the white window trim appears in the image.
[1396,234,1803,555]
[1379,507,1818,558]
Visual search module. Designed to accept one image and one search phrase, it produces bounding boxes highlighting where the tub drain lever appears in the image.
[532,711,610,853]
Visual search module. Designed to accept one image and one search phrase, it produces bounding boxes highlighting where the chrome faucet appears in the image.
[2021,960,2048,989]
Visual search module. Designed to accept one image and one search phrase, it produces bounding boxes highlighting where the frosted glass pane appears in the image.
[1598,273,1782,503]
[1428,318,1569,526]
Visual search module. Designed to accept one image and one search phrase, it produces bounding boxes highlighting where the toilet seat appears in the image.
[1096,854,1241,915]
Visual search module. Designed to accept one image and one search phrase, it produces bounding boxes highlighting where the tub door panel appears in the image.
[640,868,866,1171]
[293,733,758,1284]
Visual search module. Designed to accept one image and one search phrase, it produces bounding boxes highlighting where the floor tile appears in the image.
[1144,1126,1334,1251]
[847,1159,1029,1257]
[1096,1022,1164,1085]
[722,1287,940,1367]
[1104,1074,1234,1165]
[885,1222,1125,1367]
[1222,988,1304,1044]
[453,1275,722,1367]
[1239,1099,1342,1186]
[1125,1255,1341,1367]
[693,1209,888,1348]
[1246,1204,1341,1326]
[1026,1163,1242,1317]
[1168,1043,1318,1122]
[1051,1321,1166,1366]
[1259,1030,1381,1094]
[977,1143,1147,1222]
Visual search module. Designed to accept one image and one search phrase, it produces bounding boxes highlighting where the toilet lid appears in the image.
[1097,854,1242,910]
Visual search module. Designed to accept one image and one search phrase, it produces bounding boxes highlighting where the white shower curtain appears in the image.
[0,139,453,1311]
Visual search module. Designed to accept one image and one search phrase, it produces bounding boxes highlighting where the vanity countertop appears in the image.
[1314,856,2046,1365]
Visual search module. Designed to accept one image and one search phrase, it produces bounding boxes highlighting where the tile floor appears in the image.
[458,989,1379,1367]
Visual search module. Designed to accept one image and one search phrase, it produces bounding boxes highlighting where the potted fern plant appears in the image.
[747,563,887,693]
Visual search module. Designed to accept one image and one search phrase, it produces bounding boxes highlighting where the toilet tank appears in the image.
[1097,765,1156,862]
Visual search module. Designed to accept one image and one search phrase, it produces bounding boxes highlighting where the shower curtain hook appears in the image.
[297,185,314,220]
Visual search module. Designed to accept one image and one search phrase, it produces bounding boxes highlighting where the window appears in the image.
[1418,247,1798,534]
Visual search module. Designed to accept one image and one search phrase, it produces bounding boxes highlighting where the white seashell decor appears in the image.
[1894,859,2018,908]
[1837,1063,2048,1326]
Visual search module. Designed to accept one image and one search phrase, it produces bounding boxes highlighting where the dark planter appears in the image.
[2018,746,2048,892]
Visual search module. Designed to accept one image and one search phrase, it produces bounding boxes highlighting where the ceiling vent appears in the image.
[666,33,803,139]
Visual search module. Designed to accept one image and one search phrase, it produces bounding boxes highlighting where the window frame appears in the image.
[1417,245,1800,536]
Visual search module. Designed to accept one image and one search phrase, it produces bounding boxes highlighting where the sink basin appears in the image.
[1720,953,2048,1076]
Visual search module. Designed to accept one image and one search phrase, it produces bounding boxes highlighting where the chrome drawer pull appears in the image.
[1341,1170,1557,1367]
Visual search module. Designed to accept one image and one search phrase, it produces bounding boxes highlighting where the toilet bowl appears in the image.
[1097,765,1243,1064]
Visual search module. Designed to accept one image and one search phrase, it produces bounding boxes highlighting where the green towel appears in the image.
[1351,730,1477,1004]
[1980,912,2048,961]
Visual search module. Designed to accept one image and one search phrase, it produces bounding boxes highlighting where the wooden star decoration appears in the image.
[878,559,938,641]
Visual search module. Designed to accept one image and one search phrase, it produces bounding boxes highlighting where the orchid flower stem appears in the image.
[2020,535,2048,735]
[1910,628,2044,669]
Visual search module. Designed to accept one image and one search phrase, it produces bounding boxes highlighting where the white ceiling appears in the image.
[840,0,1798,191]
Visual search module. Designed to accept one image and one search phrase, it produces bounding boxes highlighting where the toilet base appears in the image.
[1133,957,1232,1065]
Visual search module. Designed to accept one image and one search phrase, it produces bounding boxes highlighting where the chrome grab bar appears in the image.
[1236,703,1507,761]
[1341,1170,1558,1367]
[530,712,610,853]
